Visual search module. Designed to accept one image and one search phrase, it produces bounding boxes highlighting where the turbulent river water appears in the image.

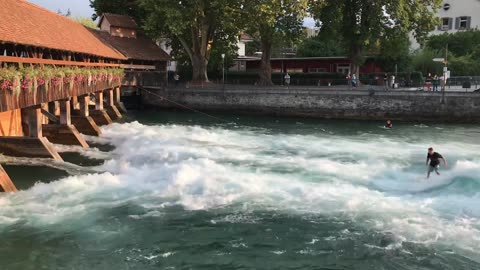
[1,111,480,270]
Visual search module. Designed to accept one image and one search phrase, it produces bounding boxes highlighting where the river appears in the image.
[1,111,479,269]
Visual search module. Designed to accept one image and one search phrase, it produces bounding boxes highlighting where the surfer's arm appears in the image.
[442,157,447,166]
[426,157,429,166]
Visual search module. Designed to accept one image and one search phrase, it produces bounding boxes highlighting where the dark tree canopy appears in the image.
[310,0,442,79]
[243,0,308,86]
[89,0,141,21]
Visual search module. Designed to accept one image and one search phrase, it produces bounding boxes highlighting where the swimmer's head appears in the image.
[428,147,434,154]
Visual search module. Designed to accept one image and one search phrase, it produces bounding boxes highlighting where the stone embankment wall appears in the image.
[142,88,480,122]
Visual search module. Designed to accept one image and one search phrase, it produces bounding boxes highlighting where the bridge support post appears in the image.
[90,91,113,126]
[105,89,123,121]
[0,106,62,160]
[43,99,89,148]
[71,95,102,136]
[0,165,17,192]
[115,87,127,113]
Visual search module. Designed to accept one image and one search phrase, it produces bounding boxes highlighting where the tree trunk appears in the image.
[258,38,273,86]
[191,54,209,83]
[351,46,363,86]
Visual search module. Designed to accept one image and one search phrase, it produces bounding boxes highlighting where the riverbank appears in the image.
[140,87,480,123]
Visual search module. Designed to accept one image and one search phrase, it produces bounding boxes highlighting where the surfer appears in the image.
[426,147,447,179]
[385,120,393,129]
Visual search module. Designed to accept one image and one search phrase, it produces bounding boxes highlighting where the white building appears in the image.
[305,27,319,38]
[230,33,255,72]
[158,38,177,72]
[411,0,480,49]
[434,1,479,33]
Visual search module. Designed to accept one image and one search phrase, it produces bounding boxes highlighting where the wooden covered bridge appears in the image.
[0,0,170,192]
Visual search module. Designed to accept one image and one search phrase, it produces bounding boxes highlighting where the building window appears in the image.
[460,17,468,29]
[456,16,471,30]
[337,64,350,74]
[308,68,326,73]
[287,68,303,73]
[440,17,452,31]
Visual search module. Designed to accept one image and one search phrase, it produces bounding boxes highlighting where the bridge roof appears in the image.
[0,0,126,60]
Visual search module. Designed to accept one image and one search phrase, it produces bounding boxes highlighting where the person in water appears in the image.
[385,120,393,129]
[426,147,447,179]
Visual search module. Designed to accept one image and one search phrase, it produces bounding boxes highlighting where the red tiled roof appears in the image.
[90,30,171,61]
[240,33,254,41]
[99,13,138,29]
[0,0,126,60]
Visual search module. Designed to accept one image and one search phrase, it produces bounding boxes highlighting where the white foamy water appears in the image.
[1,121,480,257]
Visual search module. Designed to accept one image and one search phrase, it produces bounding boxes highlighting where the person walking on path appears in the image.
[284,73,291,87]
[432,74,439,92]
[425,73,432,91]
[351,73,357,88]
[346,72,352,88]
[384,73,388,90]
[174,73,180,87]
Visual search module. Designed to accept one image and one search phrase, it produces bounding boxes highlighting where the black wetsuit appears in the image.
[385,123,392,128]
[427,152,443,167]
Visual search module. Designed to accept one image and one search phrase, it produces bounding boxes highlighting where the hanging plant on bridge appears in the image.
[0,66,124,95]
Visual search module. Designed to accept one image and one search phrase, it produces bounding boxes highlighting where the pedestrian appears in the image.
[432,74,439,92]
[426,73,432,91]
[384,73,388,90]
[346,72,352,87]
[391,75,396,89]
[284,72,291,87]
[351,73,357,88]
[174,73,180,87]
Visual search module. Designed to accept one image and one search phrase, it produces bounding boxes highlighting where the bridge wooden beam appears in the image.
[0,165,17,192]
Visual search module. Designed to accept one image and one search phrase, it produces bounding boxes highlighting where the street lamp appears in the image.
[221,54,226,87]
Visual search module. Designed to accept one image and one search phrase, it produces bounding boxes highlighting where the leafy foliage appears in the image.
[138,0,243,82]
[427,30,480,57]
[89,0,141,21]
[374,29,412,72]
[243,0,309,85]
[310,0,442,77]
[73,17,97,29]
[297,36,346,57]
[425,30,480,76]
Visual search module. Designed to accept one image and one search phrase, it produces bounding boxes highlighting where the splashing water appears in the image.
[1,113,480,269]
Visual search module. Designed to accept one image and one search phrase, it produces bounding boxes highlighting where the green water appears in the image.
[1,111,480,269]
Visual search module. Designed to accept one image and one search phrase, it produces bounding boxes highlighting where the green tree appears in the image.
[243,0,308,86]
[139,0,243,83]
[74,17,97,29]
[425,30,480,76]
[374,29,412,72]
[297,36,346,57]
[411,48,443,76]
[310,0,442,82]
[426,30,480,57]
[89,0,140,21]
